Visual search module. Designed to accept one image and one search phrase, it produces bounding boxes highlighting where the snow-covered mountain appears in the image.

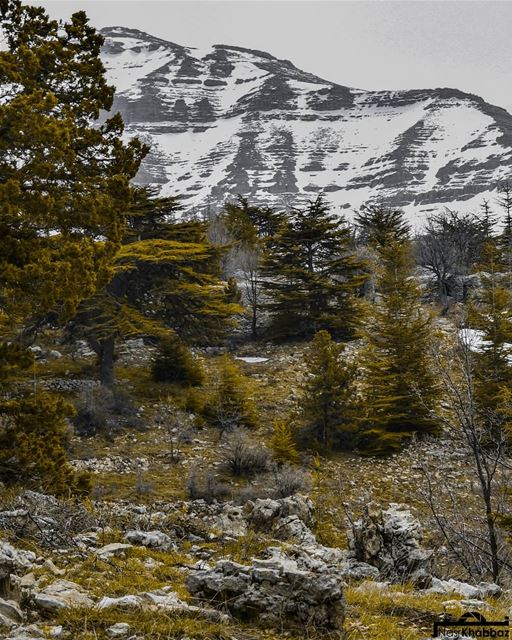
[101,26,512,221]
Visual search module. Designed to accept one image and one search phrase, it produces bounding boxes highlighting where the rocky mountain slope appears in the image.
[101,27,512,222]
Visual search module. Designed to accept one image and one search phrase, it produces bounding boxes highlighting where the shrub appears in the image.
[152,335,204,386]
[73,386,140,437]
[272,464,312,498]
[187,468,230,503]
[205,355,258,434]
[0,393,90,497]
[221,430,270,477]
[269,419,300,464]
[298,330,361,451]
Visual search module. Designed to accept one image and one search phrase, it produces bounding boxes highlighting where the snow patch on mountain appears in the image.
[100,27,512,223]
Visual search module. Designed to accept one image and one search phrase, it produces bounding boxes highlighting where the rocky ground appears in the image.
[1,491,509,640]
[2,337,512,639]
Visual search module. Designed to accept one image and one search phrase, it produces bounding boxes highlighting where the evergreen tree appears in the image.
[0,390,90,496]
[469,242,512,439]
[0,1,144,493]
[206,355,258,435]
[298,330,360,450]
[355,205,410,247]
[270,420,300,465]
[151,334,205,387]
[70,188,240,386]
[220,196,285,337]
[262,196,366,340]
[0,1,146,328]
[496,181,512,284]
[358,240,440,455]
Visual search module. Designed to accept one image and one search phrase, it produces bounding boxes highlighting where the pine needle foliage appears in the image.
[355,204,411,248]
[358,239,440,455]
[269,420,300,465]
[0,0,143,495]
[298,330,360,450]
[205,355,258,434]
[0,0,146,327]
[262,196,367,340]
[70,188,240,385]
[152,334,205,387]
[0,388,90,496]
[469,241,512,439]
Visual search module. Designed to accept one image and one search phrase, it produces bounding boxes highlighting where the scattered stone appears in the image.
[99,589,228,622]
[33,580,94,612]
[42,559,65,577]
[245,495,314,531]
[273,514,316,544]
[428,577,501,599]
[0,597,23,622]
[125,530,175,551]
[106,622,131,638]
[0,540,36,599]
[95,543,133,560]
[19,574,36,589]
[98,595,142,610]
[4,623,45,639]
[0,611,17,630]
[213,505,247,538]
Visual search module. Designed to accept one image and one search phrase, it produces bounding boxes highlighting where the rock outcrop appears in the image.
[348,502,433,587]
[186,553,345,630]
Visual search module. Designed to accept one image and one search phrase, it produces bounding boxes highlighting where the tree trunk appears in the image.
[99,336,115,387]
[482,484,501,583]
[251,304,258,338]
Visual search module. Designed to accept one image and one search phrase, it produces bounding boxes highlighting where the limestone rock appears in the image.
[125,530,175,551]
[106,622,131,638]
[213,505,247,538]
[0,611,17,630]
[95,543,132,560]
[3,623,45,639]
[428,577,501,599]
[98,589,228,622]
[245,495,314,531]
[186,551,344,630]
[273,514,316,544]
[0,541,36,578]
[0,598,23,622]
[98,595,142,610]
[348,502,433,586]
[33,579,94,612]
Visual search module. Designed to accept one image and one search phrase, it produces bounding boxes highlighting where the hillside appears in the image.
[101,26,512,221]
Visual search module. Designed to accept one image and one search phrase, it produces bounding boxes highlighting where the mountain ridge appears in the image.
[100,26,512,220]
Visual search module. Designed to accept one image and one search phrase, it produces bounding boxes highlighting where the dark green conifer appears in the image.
[70,188,240,386]
[358,240,440,455]
[469,242,512,439]
[355,205,411,247]
[262,196,366,339]
[298,330,360,450]
[206,355,258,434]
[152,334,205,387]
[0,0,144,494]
[270,420,300,464]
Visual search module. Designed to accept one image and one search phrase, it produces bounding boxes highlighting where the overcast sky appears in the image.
[34,0,512,113]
